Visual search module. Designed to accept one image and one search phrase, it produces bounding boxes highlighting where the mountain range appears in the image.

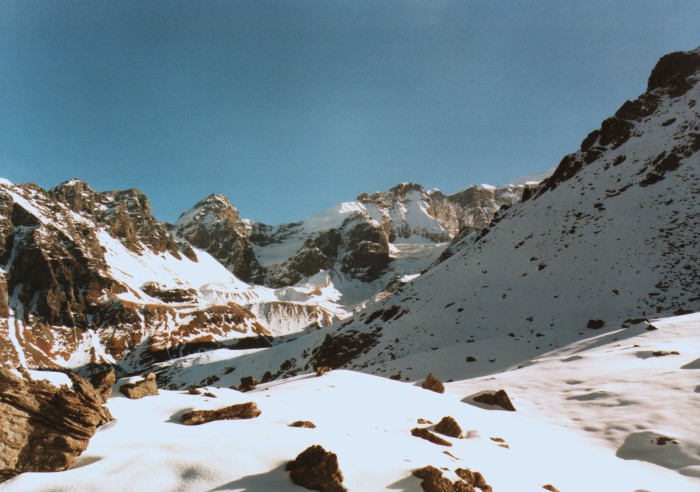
[1,45,699,491]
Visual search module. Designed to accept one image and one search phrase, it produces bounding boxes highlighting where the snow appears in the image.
[98,230,249,300]
[25,370,72,387]
[6,319,700,491]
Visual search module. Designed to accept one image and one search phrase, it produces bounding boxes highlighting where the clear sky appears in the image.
[1,1,699,224]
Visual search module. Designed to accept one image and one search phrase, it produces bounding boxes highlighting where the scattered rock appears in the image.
[542,484,560,492]
[119,373,159,399]
[289,420,317,429]
[203,392,217,398]
[586,319,605,329]
[89,368,116,403]
[421,373,445,394]
[435,416,463,438]
[651,350,680,357]
[411,427,452,446]
[0,368,112,482]
[465,356,477,362]
[417,418,433,425]
[473,389,516,411]
[186,386,201,395]
[286,445,346,492]
[181,402,261,425]
[315,366,333,377]
[239,376,258,392]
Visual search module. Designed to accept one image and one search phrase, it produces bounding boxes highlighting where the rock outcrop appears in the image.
[0,368,111,482]
[89,368,116,403]
[119,373,159,399]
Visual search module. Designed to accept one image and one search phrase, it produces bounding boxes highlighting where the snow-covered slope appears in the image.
[171,46,700,385]
[4,313,699,491]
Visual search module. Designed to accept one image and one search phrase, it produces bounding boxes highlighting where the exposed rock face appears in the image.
[119,373,159,399]
[473,389,516,411]
[141,282,198,304]
[180,401,261,425]
[174,194,264,284]
[421,373,445,394]
[285,445,346,492]
[0,368,111,482]
[0,180,271,370]
[434,416,463,438]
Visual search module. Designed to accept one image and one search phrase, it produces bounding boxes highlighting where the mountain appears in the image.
[0,176,533,373]
[176,181,535,299]
[163,46,700,386]
[0,179,275,372]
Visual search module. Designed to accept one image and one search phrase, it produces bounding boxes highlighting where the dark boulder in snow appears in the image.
[238,376,258,392]
[0,368,112,482]
[411,427,452,446]
[473,389,516,411]
[286,444,346,492]
[315,366,333,377]
[289,420,317,429]
[434,416,463,438]
[586,319,605,329]
[180,401,261,425]
[119,373,159,399]
[421,373,445,394]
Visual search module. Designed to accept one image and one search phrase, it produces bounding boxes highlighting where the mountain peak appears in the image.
[647,47,700,96]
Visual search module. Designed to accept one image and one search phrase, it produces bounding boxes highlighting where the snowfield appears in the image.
[3,312,699,491]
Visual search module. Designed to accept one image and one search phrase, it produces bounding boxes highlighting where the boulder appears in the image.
[289,420,317,429]
[180,402,261,425]
[473,389,516,411]
[119,373,158,399]
[239,376,258,392]
[0,368,112,482]
[411,427,452,446]
[421,373,445,394]
[285,444,346,492]
[434,416,463,438]
[315,366,333,377]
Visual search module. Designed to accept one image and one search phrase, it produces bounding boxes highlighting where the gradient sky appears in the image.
[2,1,699,224]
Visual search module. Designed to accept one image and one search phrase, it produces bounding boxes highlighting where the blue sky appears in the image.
[2,1,699,224]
